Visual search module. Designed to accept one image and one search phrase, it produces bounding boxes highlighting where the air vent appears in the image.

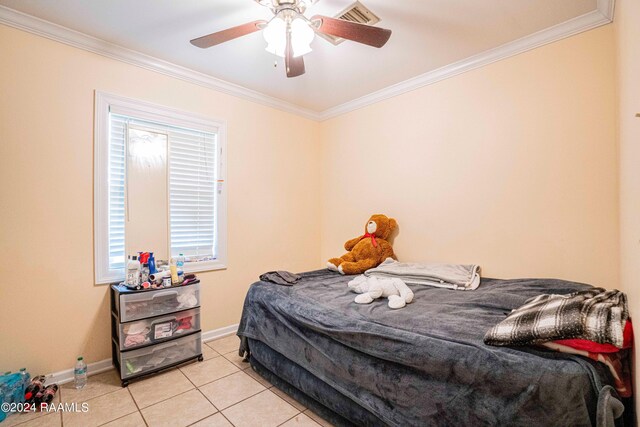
[320,1,381,45]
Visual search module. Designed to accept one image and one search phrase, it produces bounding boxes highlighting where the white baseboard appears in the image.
[201,323,239,343]
[47,358,114,386]
[46,323,239,385]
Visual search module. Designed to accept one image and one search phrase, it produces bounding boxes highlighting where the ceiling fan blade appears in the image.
[285,31,305,78]
[311,15,391,48]
[190,20,267,48]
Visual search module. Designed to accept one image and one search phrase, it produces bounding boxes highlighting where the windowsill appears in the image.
[182,260,227,274]
[95,260,226,285]
[96,272,125,285]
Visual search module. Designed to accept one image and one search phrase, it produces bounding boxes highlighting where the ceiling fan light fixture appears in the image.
[263,16,287,57]
[290,18,314,57]
[264,15,314,58]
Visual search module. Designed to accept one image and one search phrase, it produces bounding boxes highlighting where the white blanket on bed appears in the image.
[364,258,481,291]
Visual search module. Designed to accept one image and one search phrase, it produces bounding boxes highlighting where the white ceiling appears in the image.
[0,0,598,112]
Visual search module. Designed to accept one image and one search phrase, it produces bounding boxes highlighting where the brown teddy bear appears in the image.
[327,214,398,275]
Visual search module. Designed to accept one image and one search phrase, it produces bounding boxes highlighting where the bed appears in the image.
[237,269,631,426]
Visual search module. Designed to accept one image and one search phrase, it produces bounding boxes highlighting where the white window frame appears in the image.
[94,91,227,284]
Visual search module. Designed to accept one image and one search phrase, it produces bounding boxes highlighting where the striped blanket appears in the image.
[484,287,629,347]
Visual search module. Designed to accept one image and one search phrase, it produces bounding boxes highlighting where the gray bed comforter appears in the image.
[237,269,625,426]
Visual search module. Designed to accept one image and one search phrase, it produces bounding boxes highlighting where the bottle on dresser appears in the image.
[126,255,140,288]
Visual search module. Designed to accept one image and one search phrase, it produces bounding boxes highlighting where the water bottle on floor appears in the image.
[15,368,29,405]
[74,357,87,390]
[0,373,12,422]
[0,377,8,422]
[19,368,30,395]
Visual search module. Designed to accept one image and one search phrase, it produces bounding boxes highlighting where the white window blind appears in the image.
[108,114,126,271]
[108,113,219,265]
[168,127,218,261]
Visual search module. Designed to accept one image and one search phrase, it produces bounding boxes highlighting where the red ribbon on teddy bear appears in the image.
[361,232,378,248]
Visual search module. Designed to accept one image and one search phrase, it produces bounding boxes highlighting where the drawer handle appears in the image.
[151,291,179,299]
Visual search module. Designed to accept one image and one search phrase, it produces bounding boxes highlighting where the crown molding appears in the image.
[0,5,322,121]
[318,1,615,120]
[597,0,615,21]
[0,1,614,122]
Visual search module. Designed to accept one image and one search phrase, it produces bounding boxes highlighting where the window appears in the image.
[94,92,227,284]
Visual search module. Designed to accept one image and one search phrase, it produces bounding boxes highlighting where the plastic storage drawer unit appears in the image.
[116,308,201,351]
[115,332,202,382]
[114,283,200,322]
[111,281,203,386]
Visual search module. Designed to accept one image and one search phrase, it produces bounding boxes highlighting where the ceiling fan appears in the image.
[190,0,392,78]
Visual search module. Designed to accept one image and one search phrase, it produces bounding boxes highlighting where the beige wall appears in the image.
[0,24,321,375]
[615,0,640,413]
[319,26,619,287]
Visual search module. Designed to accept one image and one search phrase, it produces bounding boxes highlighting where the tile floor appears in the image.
[4,335,334,427]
